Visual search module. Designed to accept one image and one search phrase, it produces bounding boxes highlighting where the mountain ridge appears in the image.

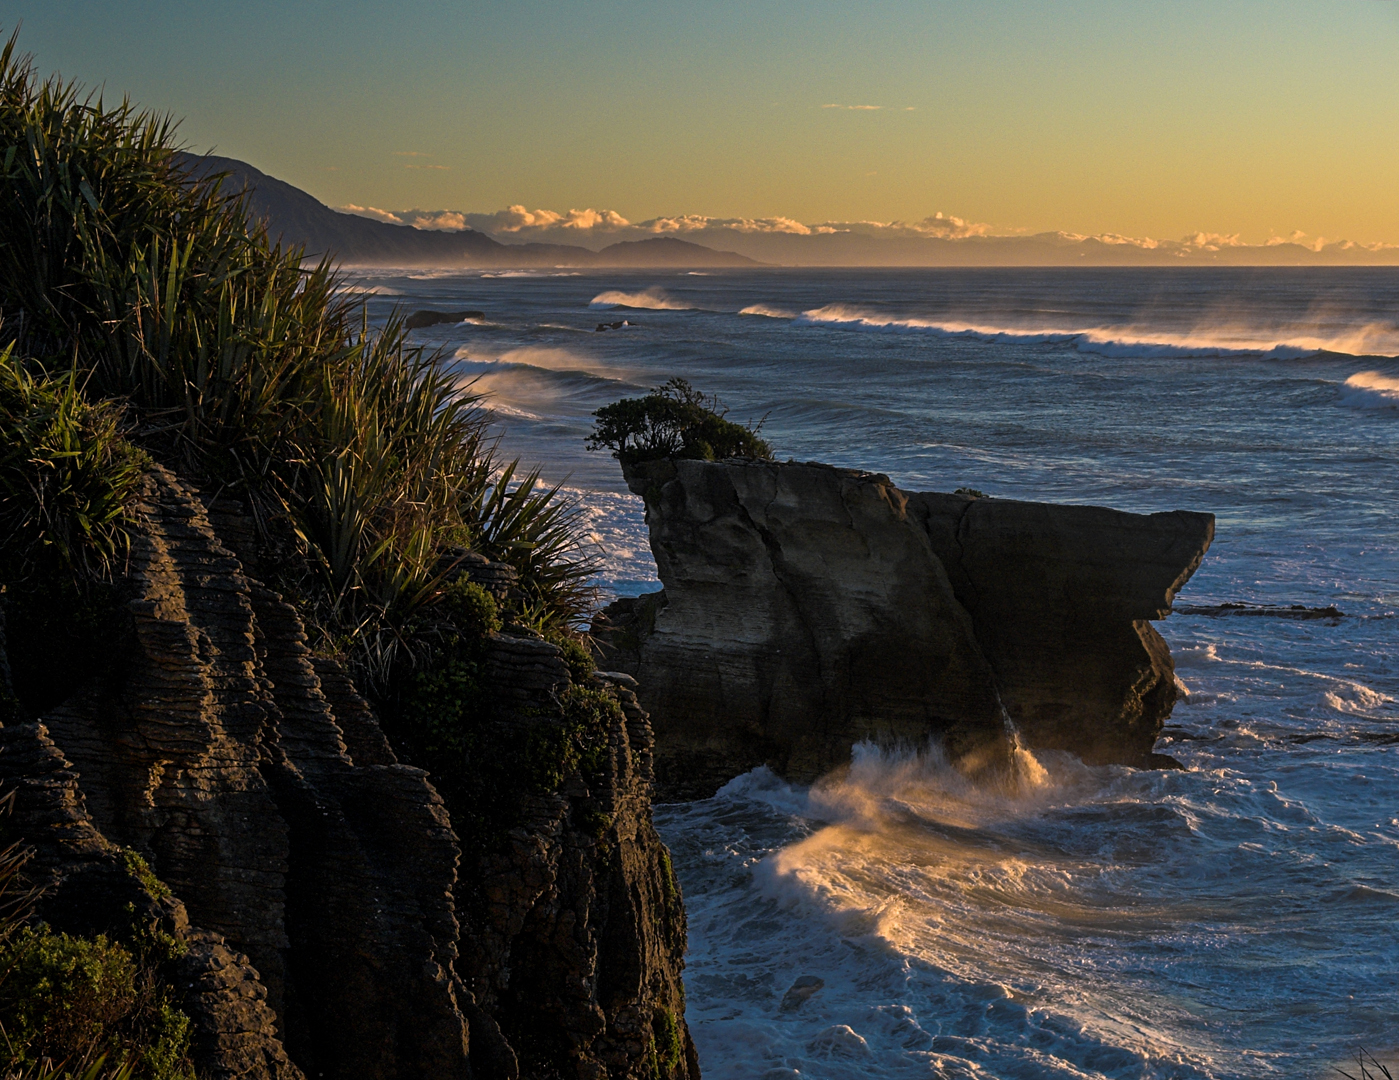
[178,154,758,268]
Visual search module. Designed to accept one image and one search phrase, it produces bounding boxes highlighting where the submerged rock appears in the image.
[780,975,825,1011]
[594,458,1213,798]
[404,309,484,329]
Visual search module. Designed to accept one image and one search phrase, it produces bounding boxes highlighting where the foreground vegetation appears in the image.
[0,28,605,1076]
[0,28,595,692]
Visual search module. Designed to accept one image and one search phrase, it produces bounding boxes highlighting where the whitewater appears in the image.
[355,267,1399,1079]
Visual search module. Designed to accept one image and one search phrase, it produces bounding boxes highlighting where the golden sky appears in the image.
[15,1,1399,244]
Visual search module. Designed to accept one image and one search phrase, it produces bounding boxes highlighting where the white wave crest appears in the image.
[451,346,630,419]
[1340,370,1399,410]
[739,304,797,319]
[795,304,1399,360]
[332,283,403,296]
[589,287,694,311]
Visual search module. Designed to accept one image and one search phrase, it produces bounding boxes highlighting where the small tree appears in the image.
[586,379,771,467]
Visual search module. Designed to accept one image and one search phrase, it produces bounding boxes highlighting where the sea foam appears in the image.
[1340,369,1399,409]
[795,304,1399,360]
[590,287,696,311]
[739,303,797,319]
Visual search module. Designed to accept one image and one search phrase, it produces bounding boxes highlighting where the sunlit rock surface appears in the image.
[593,458,1213,799]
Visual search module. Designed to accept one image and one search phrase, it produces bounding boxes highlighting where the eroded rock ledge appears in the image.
[593,458,1214,799]
[0,466,696,1080]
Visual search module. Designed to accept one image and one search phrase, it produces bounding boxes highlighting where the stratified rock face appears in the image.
[457,648,697,1079]
[0,466,696,1080]
[907,492,1213,766]
[595,459,1213,798]
[601,459,1009,797]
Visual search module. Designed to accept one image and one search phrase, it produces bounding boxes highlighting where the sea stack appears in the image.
[593,458,1214,799]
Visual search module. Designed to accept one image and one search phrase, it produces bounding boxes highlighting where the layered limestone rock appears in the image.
[906,491,1213,766]
[0,466,695,1080]
[594,458,1214,798]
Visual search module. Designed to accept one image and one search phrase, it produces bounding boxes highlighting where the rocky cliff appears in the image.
[593,459,1214,799]
[0,466,696,1080]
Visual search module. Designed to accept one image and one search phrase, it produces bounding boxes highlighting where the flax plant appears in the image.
[0,29,597,680]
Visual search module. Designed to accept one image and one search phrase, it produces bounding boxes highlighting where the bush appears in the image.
[0,926,193,1080]
[0,30,597,685]
[0,347,143,715]
[586,379,771,467]
[0,348,147,585]
[0,796,192,1080]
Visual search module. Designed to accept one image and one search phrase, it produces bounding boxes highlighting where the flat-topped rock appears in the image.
[594,458,1214,798]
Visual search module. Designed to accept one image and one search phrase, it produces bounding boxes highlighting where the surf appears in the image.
[793,303,1399,360]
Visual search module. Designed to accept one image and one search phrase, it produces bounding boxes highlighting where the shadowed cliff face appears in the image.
[594,459,1213,799]
[907,492,1213,766]
[0,466,697,1080]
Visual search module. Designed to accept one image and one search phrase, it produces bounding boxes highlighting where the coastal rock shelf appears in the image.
[593,458,1214,799]
[0,466,696,1080]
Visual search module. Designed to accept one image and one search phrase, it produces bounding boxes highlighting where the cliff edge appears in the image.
[593,458,1214,799]
[0,467,697,1080]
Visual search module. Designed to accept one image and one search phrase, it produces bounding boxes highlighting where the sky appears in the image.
[11,1,1399,245]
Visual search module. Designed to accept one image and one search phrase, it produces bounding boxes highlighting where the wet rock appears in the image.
[404,309,483,330]
[1175,601,1344,620]
[807,1024,870,1057]
[779,975,825,1011]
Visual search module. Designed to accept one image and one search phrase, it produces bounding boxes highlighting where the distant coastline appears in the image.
[183,153,1399,269]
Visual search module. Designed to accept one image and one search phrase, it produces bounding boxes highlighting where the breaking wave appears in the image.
[332,283,402,296]
[590,287,696,311]
[451,346,633,420]
[794,304,1399,359]
[1340,369,1399,409]
[739,303,797,319]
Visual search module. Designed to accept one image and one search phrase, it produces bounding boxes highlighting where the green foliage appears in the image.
[647,1007,684,1078]
[389,609,620,858]
[545,627,595,685]
[658,848,679,912]
[118,853,169,904]
[586,378,771,467]
[0,348,147,585]
[0,797,190,1080]
[526,685,618,791]
[460,461,599,636]
[14,1055,136,1080]
[954,487,988,499]
[0,31,598,683]
[437,578,501,638]
[575,807,613,844]
[0,926,193,1080]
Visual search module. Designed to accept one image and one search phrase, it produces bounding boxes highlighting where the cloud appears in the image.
[640,214,818,235]
[405,164,451,171]
[822,103,882,110]
[335,200,1399,259]
[463,205,633,234]
[338,204,404,224]
[809,212,992,239]
[1181,231,1245,251]
[398,210,468,231]
[393,151,431,157]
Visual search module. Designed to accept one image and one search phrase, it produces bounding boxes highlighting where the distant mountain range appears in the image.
[179,154,1399,268]
[178,154,759,268]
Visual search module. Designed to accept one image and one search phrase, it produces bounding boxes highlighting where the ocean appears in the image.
[356,267,1398,1080]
